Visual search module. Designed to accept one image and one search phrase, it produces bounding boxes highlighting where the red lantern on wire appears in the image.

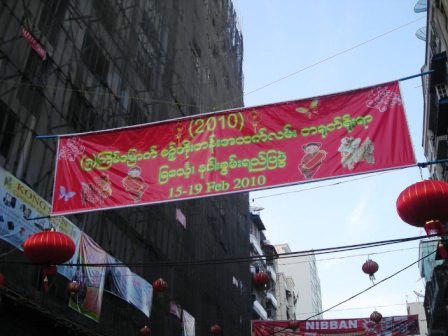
[396,180,448,234]
[253,271,269,289]
[152,278,168,293]
[0,272,4,287]
[362,259,379,281]
[210,324,222,335]
[140,325,151,336]
[288,320,300,330]
[23,229,75,292]
[370,310,382,323]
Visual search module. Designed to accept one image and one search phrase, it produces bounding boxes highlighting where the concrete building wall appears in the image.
[275,243,323,320]
[407,301,427,336]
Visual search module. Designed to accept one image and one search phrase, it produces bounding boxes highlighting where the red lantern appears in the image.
[253,271,269,288]
[397,180,448,233]
[23,229,75,292]
[140,325,151,336]
[67,280,80,296]
[43,265,58,277]
[23,229,75,265]
[210,324,222,334]
[362,259,379,281]
[288,320,300,330]
[152,278,168,293]
[370,310,382,323]
[0,272,4,287]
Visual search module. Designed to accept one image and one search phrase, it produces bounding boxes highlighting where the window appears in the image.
[93,0,117,34]
[67,91,96,131]
[38,0,68,45]
[81,33,109,82]
[0,101,17,158]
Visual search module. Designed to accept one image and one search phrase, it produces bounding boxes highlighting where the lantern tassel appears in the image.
[42,276,49,293]
[369,274,375,282]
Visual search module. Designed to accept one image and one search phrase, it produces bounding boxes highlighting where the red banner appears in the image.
[51,81,415,215]
[252,315,420,336]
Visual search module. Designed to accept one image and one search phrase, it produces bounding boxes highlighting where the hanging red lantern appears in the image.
[152,277,168,293]
[23,229,75,265]
[370,310,382,323]
[0,272,4,287]
[23,229,75,292]
[140,325,151,336]
[67,280,81,296]
[43,265,58,277]
[362,259,379,281]
[210,324,222,334]
[287,320,300,330]
[396,180,448,233]
[253,271,269,288]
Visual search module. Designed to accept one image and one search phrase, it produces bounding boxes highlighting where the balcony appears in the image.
[424,265,448,333]
[250,233,264,257]
[266,292,278,309]
[253,299,268,320]
[267,266,276,283]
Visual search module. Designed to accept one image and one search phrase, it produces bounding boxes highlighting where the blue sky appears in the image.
[233,1,428,320]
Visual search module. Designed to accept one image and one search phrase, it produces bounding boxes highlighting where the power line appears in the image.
[304,250,436,320]
[0,234,432,268]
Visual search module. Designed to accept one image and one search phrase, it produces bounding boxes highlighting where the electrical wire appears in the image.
[0,234,433,268]
[0,17,425,115]
[303,250,436,320]
[251,170,391,201]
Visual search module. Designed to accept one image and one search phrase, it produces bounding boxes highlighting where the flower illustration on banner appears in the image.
[122,166,148,202]
[58,137,85,162]
[295,99,319,119]
[298,142,327,179]
[338,137,375,170]
[59,186,76,202]
[366,86,402,112]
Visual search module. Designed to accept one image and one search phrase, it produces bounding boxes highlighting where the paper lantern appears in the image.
[253,271,269,288]
[370,310,382,323]
[0,272,4,287]
[140,325,151,336]
[152,277,168,293]
[67,280,80,296]
[397,180,448,232]
[23,229,75,292]
[362,259,379,281]
[210,324,222,334]
[23,229,75,265]
[288,320,300,330]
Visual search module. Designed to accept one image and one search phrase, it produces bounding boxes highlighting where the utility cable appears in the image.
[0,234,433,268]
[303,250,436,320]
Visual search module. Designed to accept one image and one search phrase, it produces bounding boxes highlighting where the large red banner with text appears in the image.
[51,81,415,215]
[252,315,420,335]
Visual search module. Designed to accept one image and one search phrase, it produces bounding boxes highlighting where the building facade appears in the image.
[0,1,251,335]
[420,0,448,335]
[275,243,323,320]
